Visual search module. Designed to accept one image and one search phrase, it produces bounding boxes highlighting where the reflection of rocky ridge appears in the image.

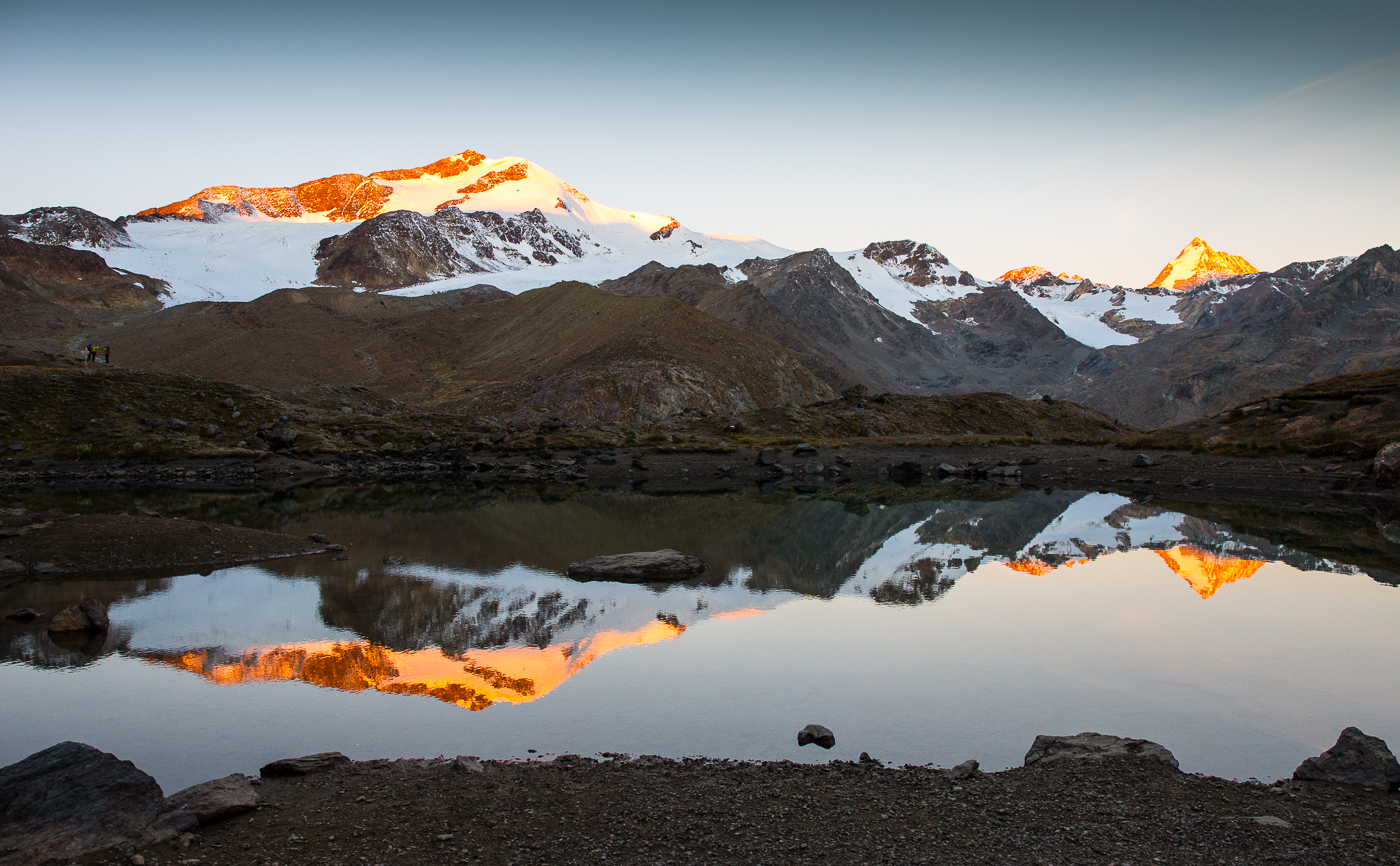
[143,616,685,711]
[4,486,1390,696]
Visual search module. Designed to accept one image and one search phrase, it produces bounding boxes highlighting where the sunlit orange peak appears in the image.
[1146,237,1258,291]
[1155,546,1266,598]
[998,265,1052,283]
[1005,558,1055,576]
[142,617,686,711]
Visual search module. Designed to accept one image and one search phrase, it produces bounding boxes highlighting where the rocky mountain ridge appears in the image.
[2,149,1393,430]
[1061,244,1400,427]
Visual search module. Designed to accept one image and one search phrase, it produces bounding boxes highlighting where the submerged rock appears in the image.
[566,550,707,582]
[259,752,351,777]
[886,461,923,484]
[4,608,41,622]
[46,599,109,634]
[797,724,835,749]
[1024,732,1178,769]
[1293,727,1400,791]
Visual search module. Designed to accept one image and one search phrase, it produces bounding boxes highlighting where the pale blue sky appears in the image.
[2,0,1396,285]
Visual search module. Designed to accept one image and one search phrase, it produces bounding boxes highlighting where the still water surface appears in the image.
[3,485,1398,791]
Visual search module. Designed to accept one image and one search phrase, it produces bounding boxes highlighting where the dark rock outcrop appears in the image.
[46,599,109,634]
[797,724,835,749]
[860,240,951,287]
[315,208,586,290]
[165,773,263,823]
[260,752,351,777]
[1024,732,1179,769]
[0,207,131,249]
[1293,727,1400,791]
[0,742,177,865]
[1375,442,1400,488]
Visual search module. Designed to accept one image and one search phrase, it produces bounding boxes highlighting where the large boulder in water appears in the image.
[797,724,835,749]
[1375,442,1400,488]
[1024,732,1178,769]
[46,599,108,634]
[0,742,184,865]
[567,549,707,582]
[1293,727,1400,791]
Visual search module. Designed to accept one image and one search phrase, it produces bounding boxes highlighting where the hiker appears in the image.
[85,345,95,363]
[103,346,110,364]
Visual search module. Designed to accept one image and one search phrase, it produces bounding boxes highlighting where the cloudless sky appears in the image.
[2,0,1397,285]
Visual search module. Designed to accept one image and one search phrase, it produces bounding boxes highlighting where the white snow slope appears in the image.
[106,154,791,306]
[93,150,1007,331]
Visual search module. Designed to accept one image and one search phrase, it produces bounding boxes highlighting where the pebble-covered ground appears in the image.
[83,755,1400,866]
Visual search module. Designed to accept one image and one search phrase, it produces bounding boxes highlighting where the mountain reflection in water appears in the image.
[2,486,1395,712]
[5,484,1400,791]
[143,616,685,711]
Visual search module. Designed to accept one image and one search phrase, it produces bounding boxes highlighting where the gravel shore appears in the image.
[79,754,1400,866]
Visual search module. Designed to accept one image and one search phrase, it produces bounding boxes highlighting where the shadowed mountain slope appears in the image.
[600,253,1092,398]
[1062,245,1400,428]
[92,282,833,424]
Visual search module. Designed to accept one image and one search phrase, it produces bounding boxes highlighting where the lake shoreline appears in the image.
[72,751,1400,866]
[4,442,1397,587]
[1,442,1391,500]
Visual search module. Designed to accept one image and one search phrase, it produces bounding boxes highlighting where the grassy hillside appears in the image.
[1129,366,1400,457]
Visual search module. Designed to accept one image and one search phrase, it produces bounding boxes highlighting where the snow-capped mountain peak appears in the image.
[1146,237,1258,291]
[998,265,1054,285]
[93,148,791,302]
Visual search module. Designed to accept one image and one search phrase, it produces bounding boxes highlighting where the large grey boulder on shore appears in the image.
[0,741,183,866]
[567,549,707,582]
[260,752,351,777]
[1293,727,1400,791]
[166,773,263,824]
[1024,732,1179,769]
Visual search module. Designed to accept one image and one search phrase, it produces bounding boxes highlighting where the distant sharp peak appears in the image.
[1146,236,1258,291]
[0,206,131,249]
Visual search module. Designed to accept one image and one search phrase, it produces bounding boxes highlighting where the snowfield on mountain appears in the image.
[104,150,792,304]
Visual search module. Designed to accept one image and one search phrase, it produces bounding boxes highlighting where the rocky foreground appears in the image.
[3,731,1398,866]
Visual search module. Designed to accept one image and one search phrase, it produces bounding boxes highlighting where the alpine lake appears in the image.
[3,477,1399,793]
